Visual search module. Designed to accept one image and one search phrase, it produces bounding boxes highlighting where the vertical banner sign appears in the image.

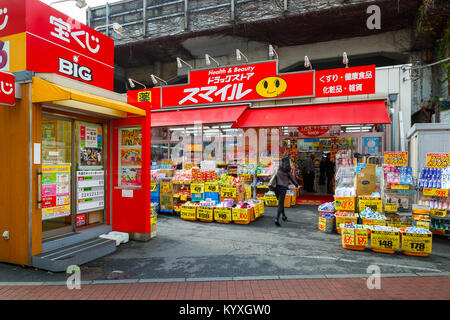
[41,164,71,220]
[315,65,376,98]
[384,151,408,166]
[426,153,450,168]
[0,71,15,105]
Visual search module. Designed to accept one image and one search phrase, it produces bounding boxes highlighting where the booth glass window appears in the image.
[118,127,142,187]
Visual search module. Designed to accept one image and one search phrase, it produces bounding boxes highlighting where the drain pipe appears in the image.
[389,93,398,151]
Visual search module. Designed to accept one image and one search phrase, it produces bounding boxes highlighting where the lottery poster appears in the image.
[79,125,102,166]
[121,129,142,146]
[41,165,71,220]
[120,168,142,186]
[121,149,142,167]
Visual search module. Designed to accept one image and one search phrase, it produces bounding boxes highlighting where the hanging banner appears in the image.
[297,125,332,137]
[0,71,15,105]
[426,153,450,168]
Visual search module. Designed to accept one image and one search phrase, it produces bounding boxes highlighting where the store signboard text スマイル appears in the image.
[127,62,376,110]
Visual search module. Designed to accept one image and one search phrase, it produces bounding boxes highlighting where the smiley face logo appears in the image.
[255,76,287,98]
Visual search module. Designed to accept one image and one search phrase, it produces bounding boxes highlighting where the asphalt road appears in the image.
[1,205,449,282]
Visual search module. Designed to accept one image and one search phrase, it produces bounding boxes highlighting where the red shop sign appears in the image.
[0,0,115,90]
[297,125,331,137]
[136,61,315,109]
[315,65,375,98]
[0,70,15,106]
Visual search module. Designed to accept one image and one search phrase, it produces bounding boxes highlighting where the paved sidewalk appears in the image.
[1,276,449,300]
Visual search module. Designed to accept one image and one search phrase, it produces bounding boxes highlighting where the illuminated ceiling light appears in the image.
[268,44,279,59]
[205,54,220,67]
[304,56,312,70]
[127,78,146,89]
[151,74,168,85]
[236,49,249,63]
[176,57,193,69]
[343,52,349,67]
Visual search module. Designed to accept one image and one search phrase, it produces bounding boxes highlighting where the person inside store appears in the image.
[319,155,327,190]
[325,153,335,194]
[270,156,299,226]
[303,153,315,193]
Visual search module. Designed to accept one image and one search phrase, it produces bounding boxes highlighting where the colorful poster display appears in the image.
[41,164,71,220]
[119,127,142,187]
[80,125,102,166]
[363,137,379,155]
[384,151,408,166]
[426,153,450,169]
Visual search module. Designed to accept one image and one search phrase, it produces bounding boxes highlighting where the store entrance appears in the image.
[41,114,107,240]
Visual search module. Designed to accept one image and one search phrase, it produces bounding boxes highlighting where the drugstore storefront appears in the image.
[129,61,393,197]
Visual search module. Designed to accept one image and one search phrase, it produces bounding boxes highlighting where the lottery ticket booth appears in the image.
[0,0,151,272]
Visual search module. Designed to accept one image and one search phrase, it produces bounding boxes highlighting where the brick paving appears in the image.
[0,276,449,300]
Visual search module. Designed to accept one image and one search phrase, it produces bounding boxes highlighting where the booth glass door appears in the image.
[41,116,73,239]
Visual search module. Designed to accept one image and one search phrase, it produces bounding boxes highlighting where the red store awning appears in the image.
[151,105,248,127]
[232,100,391,128]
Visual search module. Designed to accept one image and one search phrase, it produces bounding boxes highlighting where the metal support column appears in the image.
[184,0,189,30]
[105,2,110,37]
[142,0,147,36]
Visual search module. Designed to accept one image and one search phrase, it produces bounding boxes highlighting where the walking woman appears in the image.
[269,156,299,226]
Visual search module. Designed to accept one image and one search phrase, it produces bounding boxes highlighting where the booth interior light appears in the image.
[177,57,193,69]
[304,56,312,69]
[50,0,87,9]
[94,22,123,35]
[127,78,146,89]
[151,74,168,85]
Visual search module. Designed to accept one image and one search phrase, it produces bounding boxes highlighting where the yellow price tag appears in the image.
[384,151,408,166]
[371,231,400,250]
[232,208,249,221]
[426,153,450,169]
[190,182,204,194]
[180,194,187,201]
[214,207,232,221]
[334,197,355,211]
[161,182,171,193]
[355,229,369,246]
[180,206,197,219]
[197,207,213,220]
[391,185,410,190]
[416,221,430,230]
[151,181,158,192]
[384,203,398,212]
[423,188,449,197]
[430,209,447,217]
[318,217,326,231]
[401,232,432,253]
[341,228,355,246]
[358,197,382,212]
[205,182,219,193]
[221,185,237,198]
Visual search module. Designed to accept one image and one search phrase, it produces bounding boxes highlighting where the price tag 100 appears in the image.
[371,231,400,250]
[232,208,248,221]
[402,233,432,253]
